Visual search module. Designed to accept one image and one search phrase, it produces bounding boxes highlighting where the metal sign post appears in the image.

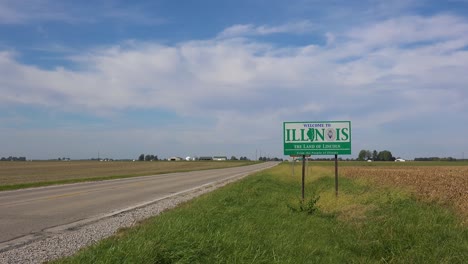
[335,154,338,197]
[301,155,305,201]
[291,157,295,177]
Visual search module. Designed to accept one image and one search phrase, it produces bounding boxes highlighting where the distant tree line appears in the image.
[258,157,283,161]
[1,156,27,161]
[357,149,395,161]
[230,156,249,161]
[414,157,457,161]
[137,155,255,161]
[139,154,159,161]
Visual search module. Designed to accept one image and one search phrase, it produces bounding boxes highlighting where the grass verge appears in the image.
[54,163,468,263]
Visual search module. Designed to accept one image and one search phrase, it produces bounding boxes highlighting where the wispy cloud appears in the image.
[102,8,167,25]
[0,1,25,24]
[0,0,164,25]
[291,0,421,25]
[346,15,468,49]
[218,20,315,38]
[0,0,88,24]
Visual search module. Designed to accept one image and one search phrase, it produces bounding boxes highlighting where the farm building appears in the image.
[198,156,213,161]
[213,156,228,161]
[169,157,182,161]
[395,158,406,162]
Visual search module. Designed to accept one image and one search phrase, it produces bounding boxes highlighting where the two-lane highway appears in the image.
[0,162,277,247]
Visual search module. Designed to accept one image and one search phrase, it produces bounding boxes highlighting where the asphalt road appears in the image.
[0,162,277,247]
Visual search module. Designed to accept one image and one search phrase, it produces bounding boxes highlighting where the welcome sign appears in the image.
[283,121,351,156]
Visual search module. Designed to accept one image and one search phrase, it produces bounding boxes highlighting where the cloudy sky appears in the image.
[1,0,468,160]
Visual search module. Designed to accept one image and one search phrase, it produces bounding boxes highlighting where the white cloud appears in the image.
[2,15,467,116]
[1,15,468,158]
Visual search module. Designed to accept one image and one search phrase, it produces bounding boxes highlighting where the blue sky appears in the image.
[1,0,468,160]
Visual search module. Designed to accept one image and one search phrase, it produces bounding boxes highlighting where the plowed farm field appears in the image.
[0,161,256,190]
[341,166,468,222]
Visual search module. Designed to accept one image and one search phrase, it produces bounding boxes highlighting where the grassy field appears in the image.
[0,161,256,191]
[54,162,468,263]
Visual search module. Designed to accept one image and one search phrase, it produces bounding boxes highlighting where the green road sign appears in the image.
[283,121,351,155]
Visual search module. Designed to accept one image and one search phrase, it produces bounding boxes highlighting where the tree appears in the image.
[372,150,378,161]
[358,150,373,161]
[145,154,155,161]
[230,156,238,161]
[365,150,372,160]
[358,150,367,161]
[138,154,145,161]
[1,156,27,161]
[377,150,394,161]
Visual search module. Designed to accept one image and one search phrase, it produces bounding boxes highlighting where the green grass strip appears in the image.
[55,164,468,263]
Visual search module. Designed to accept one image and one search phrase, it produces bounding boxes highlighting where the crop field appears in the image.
[341,165,468,222]
[0,161,255,190]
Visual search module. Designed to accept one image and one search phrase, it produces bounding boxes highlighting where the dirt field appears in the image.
[341,166,468,221]
[0,161,255,186]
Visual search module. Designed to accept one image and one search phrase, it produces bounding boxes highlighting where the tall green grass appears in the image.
[55,164,468,263]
